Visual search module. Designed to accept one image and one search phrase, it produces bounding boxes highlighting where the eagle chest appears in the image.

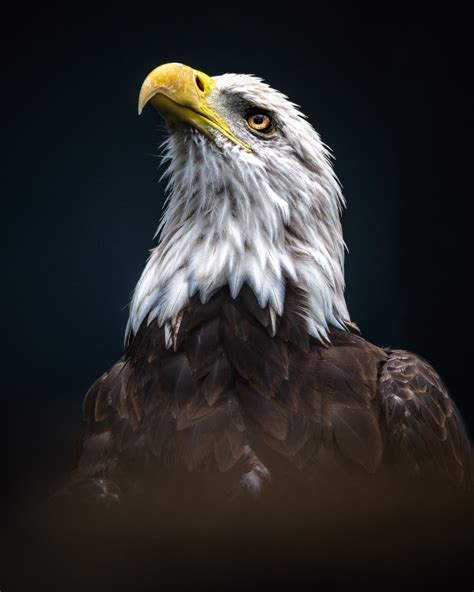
[82,287,386,480]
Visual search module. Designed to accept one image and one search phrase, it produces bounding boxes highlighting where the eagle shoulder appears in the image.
[379,349,472,487]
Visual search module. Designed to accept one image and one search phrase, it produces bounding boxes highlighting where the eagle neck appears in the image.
[127,133,350,343]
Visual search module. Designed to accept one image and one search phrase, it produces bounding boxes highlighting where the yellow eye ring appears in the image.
[246,112,274,133]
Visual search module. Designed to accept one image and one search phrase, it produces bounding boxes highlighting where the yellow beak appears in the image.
[138,63,251,152]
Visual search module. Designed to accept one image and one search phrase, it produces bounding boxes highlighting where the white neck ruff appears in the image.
[128,128,349,344]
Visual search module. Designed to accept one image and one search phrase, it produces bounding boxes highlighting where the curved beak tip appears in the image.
[138,86,151,116]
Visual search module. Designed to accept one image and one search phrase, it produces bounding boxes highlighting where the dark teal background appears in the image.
[5,5,472,502]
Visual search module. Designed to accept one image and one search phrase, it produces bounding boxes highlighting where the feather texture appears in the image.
[75,286,471,501]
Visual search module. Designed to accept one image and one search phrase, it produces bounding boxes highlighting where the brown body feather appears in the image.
[73,284,472,502]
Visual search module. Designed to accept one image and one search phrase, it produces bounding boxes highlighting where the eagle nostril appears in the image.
[195,75,205,92]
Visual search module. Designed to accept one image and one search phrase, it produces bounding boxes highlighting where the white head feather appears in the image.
[128,73,350,343]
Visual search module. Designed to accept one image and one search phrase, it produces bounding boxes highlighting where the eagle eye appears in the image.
[245,110,274,134]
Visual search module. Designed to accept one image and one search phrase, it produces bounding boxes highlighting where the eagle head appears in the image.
[129,63,350,343]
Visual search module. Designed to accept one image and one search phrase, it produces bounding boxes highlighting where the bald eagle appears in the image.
[73,63,472,504]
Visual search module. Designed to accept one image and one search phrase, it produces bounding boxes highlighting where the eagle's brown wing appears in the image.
[379,350,472,487]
